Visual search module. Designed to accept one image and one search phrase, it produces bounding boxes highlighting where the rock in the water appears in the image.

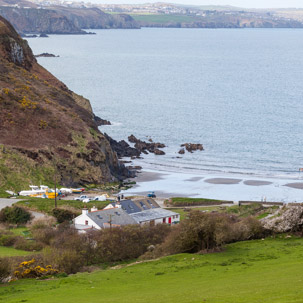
[181,143,204,153]
[178,148,185,154]
[94,115,111,126]
[128,134,165,155]
[154,149,165,155]
[35,53,58,58]
[104,133,140,158]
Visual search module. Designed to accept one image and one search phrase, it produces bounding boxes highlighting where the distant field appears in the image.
[16,198,109,215]
[130,14,199,23]
[2,237,303,302]
[166,197,233,207]
[0,246,31,257]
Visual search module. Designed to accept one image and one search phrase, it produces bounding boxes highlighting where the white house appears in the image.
[130,208,180,226]
[74,202,180,232]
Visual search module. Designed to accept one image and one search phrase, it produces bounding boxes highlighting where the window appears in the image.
[163,218,166,223]
[85,220,88,225]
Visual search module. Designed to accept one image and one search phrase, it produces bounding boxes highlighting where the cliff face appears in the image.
[49,7,140,30]
[0,5,139,35]
[0,16,127,190]
[0,7,86,34]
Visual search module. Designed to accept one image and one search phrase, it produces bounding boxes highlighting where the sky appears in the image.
[79,0,303,8]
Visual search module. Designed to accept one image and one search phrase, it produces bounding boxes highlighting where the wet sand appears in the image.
[204,178,242,185]
[243,180,273,186]
[285,183,303,190]
[185,177,204,182]
[134,171,168,183]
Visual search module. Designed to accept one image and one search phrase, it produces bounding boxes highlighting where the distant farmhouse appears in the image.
[74,198,180,232]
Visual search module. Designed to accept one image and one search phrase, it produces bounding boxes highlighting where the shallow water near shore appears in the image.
[26,28,303,201]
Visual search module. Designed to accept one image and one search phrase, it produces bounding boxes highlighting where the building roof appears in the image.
[111,198,160,214]
[132,198,160,211]
[130,208,179,223]
[87,208,137,228]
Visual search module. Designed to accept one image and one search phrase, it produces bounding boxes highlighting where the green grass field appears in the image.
[0,246,31,257]
[130,14,199,23]
[167,206,223,220]
[166,197,233,207]
[2,237,303,302]
[16,198,109,215]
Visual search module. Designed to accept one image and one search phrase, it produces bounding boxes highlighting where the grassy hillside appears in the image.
[2,237,303,302]
[130,14,199,23]
[0,245,31,257]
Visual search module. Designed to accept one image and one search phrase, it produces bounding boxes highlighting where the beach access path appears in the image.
[0,198,46,219]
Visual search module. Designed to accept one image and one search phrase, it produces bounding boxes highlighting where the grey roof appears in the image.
[130,208,179,223]
[132,198,160,211]
[111,200,142,214]
[111,198,160,214]
[88,208,137,228]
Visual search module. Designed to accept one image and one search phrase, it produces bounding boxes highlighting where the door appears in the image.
[168,217,172,224]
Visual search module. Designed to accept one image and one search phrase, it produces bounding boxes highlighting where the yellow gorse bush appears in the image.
[18,96,37,109]
[14,259,59,280]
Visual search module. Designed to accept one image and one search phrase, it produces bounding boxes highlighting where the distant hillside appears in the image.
[48,6,140,30]
[132,12,303,28]
[0,2,139,35]
[0,16,127,190]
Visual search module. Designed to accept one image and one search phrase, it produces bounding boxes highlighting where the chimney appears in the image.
[82,208,88,215]
[91,206,98,212]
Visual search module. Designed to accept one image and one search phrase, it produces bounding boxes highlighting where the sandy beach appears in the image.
[285,183,303,190]
[122,168,303,203]
[205,178,242,185]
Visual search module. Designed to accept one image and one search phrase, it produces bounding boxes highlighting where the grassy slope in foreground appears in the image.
[0,246,31,257]
[2,237,303,303]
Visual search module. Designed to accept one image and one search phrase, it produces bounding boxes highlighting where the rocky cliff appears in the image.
[0,5,139,35]
[0,7,86,34]
[0,16,127,190]
[48,7,140,30]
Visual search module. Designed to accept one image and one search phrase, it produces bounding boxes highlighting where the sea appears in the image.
[26,28,303,201]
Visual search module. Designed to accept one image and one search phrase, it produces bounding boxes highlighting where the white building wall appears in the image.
[140,214,180,225]
[74,213,101,230]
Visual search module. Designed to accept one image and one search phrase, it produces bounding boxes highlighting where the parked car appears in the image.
[94,195,107,201]
[147,191,156,198]
[74,195,88,201]
[82,198,93,203]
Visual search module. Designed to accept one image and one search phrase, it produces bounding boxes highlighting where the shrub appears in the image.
[29,216,56,230]
[31,227,57,246]
[0,233,19,246]
[43,248,85,274]
[144,211,266,258]
[0,258,10,282]
[52,208,76,223]
[94,224,171,263]
[13,259,59,280]
[0,206,32,225]
[13,238,43,252]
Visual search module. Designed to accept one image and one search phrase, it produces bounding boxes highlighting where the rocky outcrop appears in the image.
[0,16,127,190]
[104,134,140,159]
[178,148,185,155]
[94,115,111,126]
[128,135,166,155]
[35,53,59,58]
[181,143,204,153]
[262,205,303,233]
